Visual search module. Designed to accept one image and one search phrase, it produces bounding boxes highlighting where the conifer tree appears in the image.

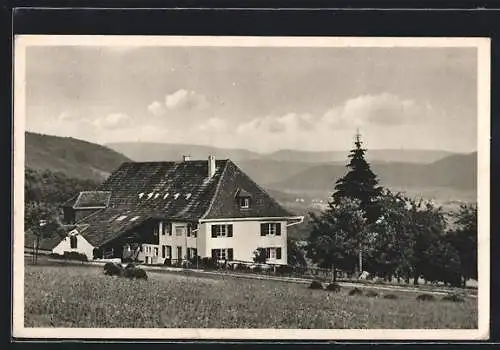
[332,130,383,224]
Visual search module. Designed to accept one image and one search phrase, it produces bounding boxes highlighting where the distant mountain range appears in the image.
[25,132,131,181]
[25,133,477,204]
[266,152,477,193]
[106,141,455,164]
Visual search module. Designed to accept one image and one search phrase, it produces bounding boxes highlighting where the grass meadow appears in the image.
[24,262,478,329]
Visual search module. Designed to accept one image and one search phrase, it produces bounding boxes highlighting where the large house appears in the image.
[54,156,303,265]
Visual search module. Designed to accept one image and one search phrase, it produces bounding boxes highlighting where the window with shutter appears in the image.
[212,225,217,238]
[211,249,217,259]
[276,223,281,236]
[228,248,233,261]
[227,225,233,237]
[276,247,282,259]
[260,223,266,236]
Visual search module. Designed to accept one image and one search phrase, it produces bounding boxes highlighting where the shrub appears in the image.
[383,294,398,300]
[163,258,172,266]
[348,287,363,296]
[48,253,64,259]
[104,262,123,277]
[309,280,323,290]
[416,293,436,301]
[365,290,379,297]
[442,294,465,303]
[125,263,135,270]
[63,251,88,262]
[325,282,341,293]
[124,267,148,280]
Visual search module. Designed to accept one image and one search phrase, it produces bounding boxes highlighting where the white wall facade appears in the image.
[52,234,95,260]
[124,219,289,265]
[201,219,288,265]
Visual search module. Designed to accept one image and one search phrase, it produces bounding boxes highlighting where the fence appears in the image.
[135,257,353,282]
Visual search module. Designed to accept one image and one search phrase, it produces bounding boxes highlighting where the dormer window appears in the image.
[235,188,252,209]
[240,197,250,209]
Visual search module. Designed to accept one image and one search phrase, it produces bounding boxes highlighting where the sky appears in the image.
[24,44,478,153]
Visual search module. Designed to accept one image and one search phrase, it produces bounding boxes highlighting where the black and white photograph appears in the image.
[13,35,490,340]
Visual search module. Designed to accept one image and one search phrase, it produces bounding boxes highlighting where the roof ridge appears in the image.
[200,160,230,220]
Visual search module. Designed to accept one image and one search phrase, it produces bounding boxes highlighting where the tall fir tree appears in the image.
[332,130,383,224]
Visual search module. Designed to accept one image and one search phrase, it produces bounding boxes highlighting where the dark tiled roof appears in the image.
[202,161,296,219]
[235,188,252,198]
[73,191,112,208]
[75,208,153,246]
[68,159,296,247]
[97,160,228,220]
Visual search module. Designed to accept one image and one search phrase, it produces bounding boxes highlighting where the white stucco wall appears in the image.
[129,219,290,265]
[201,220,288,265]
[52,234,95,260]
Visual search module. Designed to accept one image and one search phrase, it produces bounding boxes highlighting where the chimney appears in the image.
[183,155,191,162]
[208,155,216,178]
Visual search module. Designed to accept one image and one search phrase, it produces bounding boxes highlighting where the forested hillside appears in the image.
[26,132,130,181]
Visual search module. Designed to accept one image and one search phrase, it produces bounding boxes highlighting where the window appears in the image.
[187,224,198,238]
[276,247,282,260]
[264,247,282,260]
[177,246,182,260]
[187,248,198,259]
[260,223,281,236]
[239,197,250,208]
[211,224,233,238]
[153,224,159,236]
[162,222,172,236]
[175,226,185,236]
[154,247,158,256]
[211,248,233,261]
[167,245,172,258]
[161,222,165,235]
[116,215,127,221]
[70,235,77,249]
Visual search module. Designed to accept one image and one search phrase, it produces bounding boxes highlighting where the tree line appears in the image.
[306,132,477,287]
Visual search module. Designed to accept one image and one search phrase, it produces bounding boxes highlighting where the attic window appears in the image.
[116,215,127,221]
[147,192,154,200]
[174,193,180,199]
[138,193,144,199]
[239,198,250,208]
[163,193,169,199]
[154,193,160,199]
[130,216,140,222]
[185,193,192,200]
[236,189,252,209]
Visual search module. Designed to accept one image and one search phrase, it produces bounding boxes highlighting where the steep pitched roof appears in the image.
[202,161,296,220]
[67,159,296,247]
[73,191,111,209]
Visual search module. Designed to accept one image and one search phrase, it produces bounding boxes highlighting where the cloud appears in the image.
[198,117,228,132]
[93,113,132,129]
[165,89,210,111]
[57,111,80,122]
[237,113,316,135]
[147,101,166,117]
[322,93,422,129]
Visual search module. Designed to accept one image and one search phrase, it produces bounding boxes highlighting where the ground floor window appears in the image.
[265,247,282,260]
[187,247,198,259]
[211,248,234,261]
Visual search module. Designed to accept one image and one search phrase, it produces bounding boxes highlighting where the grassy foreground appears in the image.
[24,264,478,329]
